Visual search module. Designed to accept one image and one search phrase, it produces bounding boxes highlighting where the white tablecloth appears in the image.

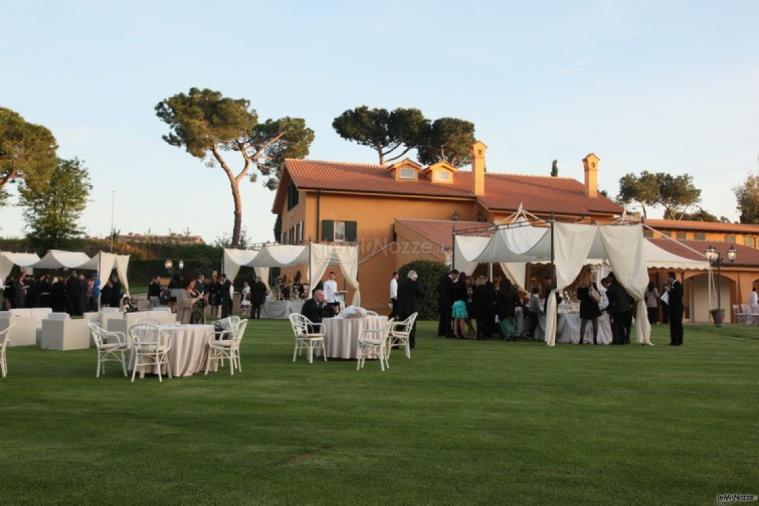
[129,324,216,377]
[260,300,304,319]
[538,312,613,344]
[322,316,387,359]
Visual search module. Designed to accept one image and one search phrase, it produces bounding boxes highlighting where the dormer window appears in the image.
[424,161,457,184]
[399,167,417,180]
[388,159,422,181]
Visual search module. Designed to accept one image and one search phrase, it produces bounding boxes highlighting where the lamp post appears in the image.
[164,259,184,278]
[705,245,736,327]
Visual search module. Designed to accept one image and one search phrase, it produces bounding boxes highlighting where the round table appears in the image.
[322,316,388,359]
[129,323,216,377]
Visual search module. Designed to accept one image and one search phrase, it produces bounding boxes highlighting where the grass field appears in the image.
[1,321,757,505]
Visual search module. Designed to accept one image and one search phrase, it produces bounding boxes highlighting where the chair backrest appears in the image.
[289,313,312,337]
[130,323,166,349]
[88,321,107,349]
[0,323,15,351]
[395,312,418,335]
[48,312,70,321]
[232,319,248,350]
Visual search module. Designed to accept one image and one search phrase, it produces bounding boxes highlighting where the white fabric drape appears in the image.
[115,254,130,295]
[33,250,92,269]
[499,262,526,289]
[0,254,14,284]
[223,249,260,282]
[333,245,360,306]
[544,223,599,346]
[598,225,651,345]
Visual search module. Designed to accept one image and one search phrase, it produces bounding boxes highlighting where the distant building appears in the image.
[116,233,205,245]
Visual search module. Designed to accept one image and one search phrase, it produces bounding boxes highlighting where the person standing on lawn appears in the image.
[668,271,684,346]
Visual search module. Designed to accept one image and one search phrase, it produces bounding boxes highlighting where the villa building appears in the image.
[271,142,759,321]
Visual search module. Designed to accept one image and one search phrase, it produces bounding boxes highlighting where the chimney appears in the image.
[582,153,599,198]
[471,140,487,196]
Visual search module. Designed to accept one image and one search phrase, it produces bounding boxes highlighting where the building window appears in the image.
[322,220,357,242]
[676,231,687,240]
[643,229,654,238]
[745,236,756,248]
[694,232,706,241]
[659,231,671,238]
[726,234,737,243]
[436,170,451,181]
[287,182,299,210]
[399,167,417,180]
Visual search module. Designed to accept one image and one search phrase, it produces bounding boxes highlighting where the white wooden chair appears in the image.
[388,312,417,360]
[129,323,172,382]
[357,318,394,371]
[206,319,247,375]
[0,324,15,378]
[289,313,327,364]
[88,321,128,378]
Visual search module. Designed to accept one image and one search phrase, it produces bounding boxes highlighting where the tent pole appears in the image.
[451,227,456,270]
[550,213,555,291]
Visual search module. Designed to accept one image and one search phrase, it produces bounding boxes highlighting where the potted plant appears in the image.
[710,308,725,327]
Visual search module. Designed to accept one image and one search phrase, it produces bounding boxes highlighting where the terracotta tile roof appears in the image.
[396,219,492,251]
[650,239,759,267]
[647,219,759,234]
[281,159,622,216]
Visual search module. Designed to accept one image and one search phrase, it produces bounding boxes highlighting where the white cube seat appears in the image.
[40,319,90,351]
[0,317,38,347]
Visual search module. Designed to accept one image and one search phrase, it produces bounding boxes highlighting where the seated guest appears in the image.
[301,288,335,329]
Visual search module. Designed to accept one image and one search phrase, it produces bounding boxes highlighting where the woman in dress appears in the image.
[240,281,252,317]
[576,273,602,344]
[645,281,659,325]
[176,274,202,324]
[451,273,470,339]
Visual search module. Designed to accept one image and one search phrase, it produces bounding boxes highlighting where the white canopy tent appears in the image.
[223,243,361,305]
[0,252,41,282]
[454,222,710,347]
[0,250,130,295]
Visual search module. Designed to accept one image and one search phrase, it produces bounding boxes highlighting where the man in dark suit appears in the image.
[301,289,334,331]
[667,271,684,346]
[397,270,424,350]
[437,270,456,337]
[605,273,632,345]
[250,276,268,319]
[220,273,233,317]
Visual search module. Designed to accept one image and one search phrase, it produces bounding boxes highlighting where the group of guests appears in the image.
[1,271,124,314]
[435,269,533,341]
[150,272,271,324]
[580,271,684,346]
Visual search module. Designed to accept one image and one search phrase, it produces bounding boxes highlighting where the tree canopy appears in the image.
[0,107,58,205]
[617,171,701,219]
[733,173,759,224]
[19,158,91,250]
[155,87,314,245]
[332,106,476,167]
[332,106,427,165]
[678,207,719,222]
[550,160,558,177]
[416,118,476,167]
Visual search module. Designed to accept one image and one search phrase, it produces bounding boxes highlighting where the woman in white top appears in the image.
[240,281,252,316]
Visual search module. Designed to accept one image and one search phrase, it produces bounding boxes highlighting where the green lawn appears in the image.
[1,322,757,505]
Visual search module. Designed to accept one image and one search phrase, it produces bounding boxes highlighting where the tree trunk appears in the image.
[211,147,244,247]
[377,148,385,165]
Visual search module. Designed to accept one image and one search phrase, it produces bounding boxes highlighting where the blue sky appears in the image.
[2,0,758,241]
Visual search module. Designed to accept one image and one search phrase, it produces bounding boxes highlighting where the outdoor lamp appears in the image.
[452,211,460,221]
[705,245,717,263]
[727,246,736,264]
[178,260,184,271]
[164,259,173,270]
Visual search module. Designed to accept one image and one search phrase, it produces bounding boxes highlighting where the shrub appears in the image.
[398,260,449,320]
